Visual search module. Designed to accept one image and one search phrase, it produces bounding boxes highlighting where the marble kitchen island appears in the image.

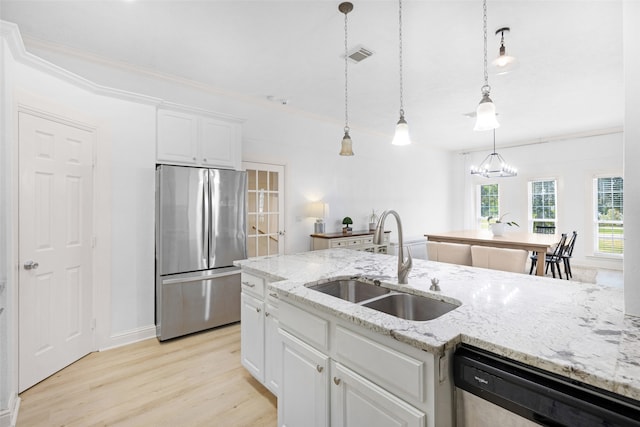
[236,248,640,425]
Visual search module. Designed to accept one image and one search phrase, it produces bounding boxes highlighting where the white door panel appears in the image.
[19,112,94,391]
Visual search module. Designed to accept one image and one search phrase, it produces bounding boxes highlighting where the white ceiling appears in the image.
[0,0,624,152]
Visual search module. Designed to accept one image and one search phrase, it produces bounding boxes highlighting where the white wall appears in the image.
[457,132,624,271]
[623,0,640,317]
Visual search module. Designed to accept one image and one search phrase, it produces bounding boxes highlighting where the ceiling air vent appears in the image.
[345,45,374,63]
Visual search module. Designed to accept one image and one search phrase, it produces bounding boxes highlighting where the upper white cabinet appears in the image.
[157,104,242,170]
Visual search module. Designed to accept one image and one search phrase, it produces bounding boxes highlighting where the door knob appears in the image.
[24,261,39,270]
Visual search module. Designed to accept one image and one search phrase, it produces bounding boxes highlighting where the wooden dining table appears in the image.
[424,230,560,276]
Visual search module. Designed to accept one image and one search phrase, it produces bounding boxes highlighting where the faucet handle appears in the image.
[430,277,441,292]
[404,246,413,267]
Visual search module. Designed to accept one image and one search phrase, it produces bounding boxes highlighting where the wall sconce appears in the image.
[309,202,330,234]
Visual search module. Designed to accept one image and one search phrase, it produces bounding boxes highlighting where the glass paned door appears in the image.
[244,162,285,257]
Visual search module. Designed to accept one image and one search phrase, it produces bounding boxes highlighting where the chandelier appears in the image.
[470,129,517,178]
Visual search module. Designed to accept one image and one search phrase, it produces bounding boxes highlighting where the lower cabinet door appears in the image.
[240,293,265,382]
[278,329,329,427]
[331,361,426,427]
[264,302,280,396]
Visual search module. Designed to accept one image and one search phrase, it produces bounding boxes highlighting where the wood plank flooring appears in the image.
[17,323,277,427]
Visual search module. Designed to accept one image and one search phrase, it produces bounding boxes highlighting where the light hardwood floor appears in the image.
[17,323,277,427]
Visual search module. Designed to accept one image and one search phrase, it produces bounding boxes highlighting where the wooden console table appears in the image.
[311,230,391,253]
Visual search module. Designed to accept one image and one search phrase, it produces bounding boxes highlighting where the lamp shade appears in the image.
[339,131,354,156]
[474,96,500,131]
[309,202,329,219]
[391,116,411,146]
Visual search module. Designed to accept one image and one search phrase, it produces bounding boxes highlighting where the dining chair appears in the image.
[561,231,578,279]
[529,233,567,278]
[427,241,472,266]
[471,246,529,273]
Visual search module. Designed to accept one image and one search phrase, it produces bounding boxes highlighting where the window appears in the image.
[529,179,557,233]
[478,184,499,229]
[594,176,623,255]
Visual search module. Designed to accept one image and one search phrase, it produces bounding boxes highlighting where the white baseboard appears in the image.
[0,395,20,427]
[100,324,157,352]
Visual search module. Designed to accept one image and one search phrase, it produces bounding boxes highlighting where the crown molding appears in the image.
[1,20,162,106]
[459,126,624,154]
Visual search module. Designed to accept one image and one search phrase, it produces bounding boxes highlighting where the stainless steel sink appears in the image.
[362,293,458,321]
[307,279,391,303]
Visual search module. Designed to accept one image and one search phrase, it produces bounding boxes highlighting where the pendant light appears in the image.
[470,129,517,177]
[391,0,411,146]
[492,27,518,74]
[339,2,354,156]
[474,0,500,131]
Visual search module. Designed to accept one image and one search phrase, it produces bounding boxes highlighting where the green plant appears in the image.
[488,213,519,227]
[342,216,353,227]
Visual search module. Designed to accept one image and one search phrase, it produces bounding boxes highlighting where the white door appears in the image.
[243,162,285,257]
[19,111,94,391]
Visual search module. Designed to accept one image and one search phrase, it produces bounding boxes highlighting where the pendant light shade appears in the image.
[339,2,354,156]
[492,27,518,74]
[339,129,354,156]
[392,0,411,146]
[474,87,500,131]
[474,0,499,132]
[392,112,410,146]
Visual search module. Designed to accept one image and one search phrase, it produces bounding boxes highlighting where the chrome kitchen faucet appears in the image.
[374,210,412,284]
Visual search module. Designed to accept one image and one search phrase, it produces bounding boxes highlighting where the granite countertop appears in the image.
[235,249,640,402]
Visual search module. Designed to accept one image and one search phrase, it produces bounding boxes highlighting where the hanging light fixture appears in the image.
[391,0,411,146]
[470,129,517,177]
[474,0,500,131]
[492,27,518,74]
[339,2,354,156]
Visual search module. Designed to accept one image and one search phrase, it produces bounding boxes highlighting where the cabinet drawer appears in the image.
[335,325,426,403]
[241,272,265,298]
[279,301,329,352]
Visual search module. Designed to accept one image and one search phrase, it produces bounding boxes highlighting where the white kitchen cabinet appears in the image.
[277,299,453,427]
[240,292,264,382]
[157,106,242,170]
[331,361,426,427]
[279,329,329,427]
[240,272,281,396]
[264,295,281,395]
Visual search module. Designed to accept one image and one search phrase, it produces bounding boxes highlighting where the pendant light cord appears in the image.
[482,0,489,90]
[344,10,349,132]
[492,128,497,154]
[398,0,404,115]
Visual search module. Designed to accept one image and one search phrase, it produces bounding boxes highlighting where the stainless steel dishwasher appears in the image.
[454,345,640,427]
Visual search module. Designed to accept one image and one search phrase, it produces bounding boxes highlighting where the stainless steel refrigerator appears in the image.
[155,165,247,341]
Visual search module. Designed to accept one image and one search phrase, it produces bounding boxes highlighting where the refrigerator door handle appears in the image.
[202,169,210,266]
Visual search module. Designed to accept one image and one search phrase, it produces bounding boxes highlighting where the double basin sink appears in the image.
[306,278,459,321]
